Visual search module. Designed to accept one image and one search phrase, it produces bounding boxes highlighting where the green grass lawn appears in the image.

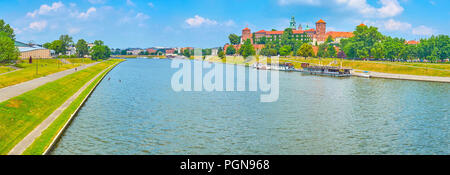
[0,66,15,74]
[22,60,121,155]
[0,59,99,89]
[65,58,97,64]
[0,59,123,155]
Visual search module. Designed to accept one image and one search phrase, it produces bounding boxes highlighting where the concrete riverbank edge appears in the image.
[22,60,124,155]
[351,70,450,83]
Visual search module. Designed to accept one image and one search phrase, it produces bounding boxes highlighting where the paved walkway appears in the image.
[7,63,115,155]
[0,62,99,103]
[352,70,450,83]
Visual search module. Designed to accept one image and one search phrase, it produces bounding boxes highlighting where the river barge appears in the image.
[252,62,297,71]
[301,63,352,77]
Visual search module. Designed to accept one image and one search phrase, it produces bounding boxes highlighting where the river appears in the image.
[50,58,449,155]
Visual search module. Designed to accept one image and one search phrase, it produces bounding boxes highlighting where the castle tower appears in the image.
[241,27,252,44]
[289,16,297,30]
[316,19,326,35]
[298,24,302,31]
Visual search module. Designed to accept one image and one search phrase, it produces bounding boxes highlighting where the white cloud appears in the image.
[148,2,154,8]
[29,21,48,31]
[27,2,64,18]
[377,0,404,18]
[412,25,434,36]
[185,15,218,27]
[223,20,236,27]
[68,27,81,34]
[383,19,411,31]
[136,13,150,20]
[279,0,404,18]
[278,0,320,5]
[126,0,135,6]
[78,7,97,19]
[88,0,107,4]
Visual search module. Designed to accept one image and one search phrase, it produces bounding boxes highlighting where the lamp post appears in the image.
[35,57,38,75]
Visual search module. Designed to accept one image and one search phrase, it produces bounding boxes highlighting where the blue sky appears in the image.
[1,0,449,48]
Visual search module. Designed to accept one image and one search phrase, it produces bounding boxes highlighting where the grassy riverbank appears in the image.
[22,60,122,155]
[0,59,123,155]
[281,57,450,77]
[0,58,97,89]
[204,56,450,77]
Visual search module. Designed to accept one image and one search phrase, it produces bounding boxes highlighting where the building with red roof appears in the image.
[239,18,354,46]
[406,40,420,45]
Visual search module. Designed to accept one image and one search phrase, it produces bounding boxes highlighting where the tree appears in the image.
[340,25,384,59]
[296,43,314,58]
[49,40,65,55]
[43,42,51,49]
[327,45,336,58]
[90,40,110,60]
[337,50,347,59]
[239,39,255,58]
[279,45,291,56]
[357,48,369,59]
[325,35,334,43]
[0,19,15,40]
[218,47,225,59]
[121,50,127,55]
[228,34,240,45]
[371,42,385,59]
[75,39,89,57]
[281,28,294,48]
[257,36,267,44]
[90,45,110,60]
[59,35,73,54]
[94,40,104,46]
[226,46,236,55]
[183,49,191,58]
[0,33,19,63]
[317,43,327,58]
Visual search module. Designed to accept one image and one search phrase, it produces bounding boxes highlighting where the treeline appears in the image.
[340,25,450,62]
[0,19,19,63]
[224,25,449,62]
[44,35,110,60]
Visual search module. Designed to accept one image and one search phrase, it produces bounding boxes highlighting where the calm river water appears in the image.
[51,58,449,155]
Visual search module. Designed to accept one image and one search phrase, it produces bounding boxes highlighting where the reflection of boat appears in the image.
[301,63,352,77]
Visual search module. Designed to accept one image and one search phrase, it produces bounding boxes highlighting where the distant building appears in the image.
[87,43,95,50]
[67,46,76,55]
[146,48,157,55]
[127,49,145,55]
[406,40,420,45]
[165,48,175,55]
[211,48,219,56]
[15,41,53,59]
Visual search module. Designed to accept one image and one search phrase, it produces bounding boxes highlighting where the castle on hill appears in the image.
[240,17,355,45]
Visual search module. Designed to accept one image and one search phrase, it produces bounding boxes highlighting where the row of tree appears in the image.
[43,35,110,60]
[340,25,449,62]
